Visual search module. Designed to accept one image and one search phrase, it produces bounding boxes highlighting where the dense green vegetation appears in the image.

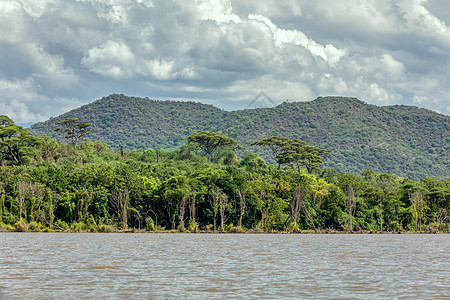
[29,94,450,180]
[1,118,449,233]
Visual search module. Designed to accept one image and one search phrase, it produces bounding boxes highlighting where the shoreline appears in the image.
[1,227,446,234]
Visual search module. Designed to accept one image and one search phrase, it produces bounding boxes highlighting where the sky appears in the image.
[1,0,449,124]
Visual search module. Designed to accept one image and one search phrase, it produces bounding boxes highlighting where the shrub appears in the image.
[14,221,29,232]
[145,217,155,231]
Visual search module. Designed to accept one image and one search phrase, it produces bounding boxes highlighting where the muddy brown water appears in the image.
[0,233,449,299]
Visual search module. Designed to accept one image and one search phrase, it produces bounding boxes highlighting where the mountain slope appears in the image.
[30,94,450,179]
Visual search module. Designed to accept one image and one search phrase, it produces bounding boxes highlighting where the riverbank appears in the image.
[1,221,445,234]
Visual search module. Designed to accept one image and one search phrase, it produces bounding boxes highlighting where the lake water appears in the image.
[0,233,449,299]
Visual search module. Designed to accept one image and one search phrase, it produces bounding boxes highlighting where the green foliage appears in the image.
[29,94,449,180]
[239,152,267,170]
[1,114,448,233]
[188,131,241,162]
[252,137,329,173]
[55,118,92,148]
[0,115,43,165]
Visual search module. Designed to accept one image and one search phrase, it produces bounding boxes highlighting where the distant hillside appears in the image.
[30,94,450,180]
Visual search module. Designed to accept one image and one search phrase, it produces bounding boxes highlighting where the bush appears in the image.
[98,224,115,232]
[227,225,245,233]
[29,221,44,232]
[188,219,198,232]
[145,217,155,231]
[54,219,69,231]
[14,221,29,232]
[205,224,213,232]
[0,222,15,232]
[70,222,85,232]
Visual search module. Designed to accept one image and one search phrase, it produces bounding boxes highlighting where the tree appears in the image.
[251,136,289,169]
[346,186,356,232]
[290,187,307,230]
[187,131,241,162]
[111,189,129,229]
[409,190,424,232]
[252,136,329,173]
[239,152,267,170]
[237,189,246,228]
[0,116,42,165]
[280,139,329,173]
[55,118,92,148]
[210,187,221,232]
[436,208,448,232]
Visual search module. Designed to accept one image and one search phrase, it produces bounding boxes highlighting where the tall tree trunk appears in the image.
[179,195,187,232]
[346,186,356,232]
[299,194,317,232]
[291,187,306,226]
[17,181,29,222]
[237,189,246,228]
[210,188,220,232]
[219,192,228,232]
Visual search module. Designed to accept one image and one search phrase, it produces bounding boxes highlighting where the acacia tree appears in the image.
[55,118,92,148]
[187,131,241,162]
[0,116,42,165]
[251,136,289,169]
[252,136,329,173]
[282,142,329,174]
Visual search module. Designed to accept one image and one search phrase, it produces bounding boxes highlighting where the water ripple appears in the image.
[0,233,449,299]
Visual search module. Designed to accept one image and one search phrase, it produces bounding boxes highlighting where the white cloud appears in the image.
[0,0,449,123]
[249,14,347,67]
[24,43,80,89]
[193,0,241,24]
[0,1,28,44]
[82,40,137,79]
[0,78,82,122]
[398,0,450,45]
[19,0,56,19]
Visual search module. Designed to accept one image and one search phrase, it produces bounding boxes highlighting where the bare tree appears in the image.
[219,192,229,232]
[237,189,246,228]
[296,189,317,233]
[37,188,58,228]
[17,181,30,222]
[409,190,424,232]
[437,208,448,232]
[178,195,188,232]
[346,186,356,232]
[210,187,220,232]
[188,193,198,232]
[291,187,307,227]
[29,183,45,222]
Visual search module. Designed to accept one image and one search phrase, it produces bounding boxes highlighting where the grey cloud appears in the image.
[0,0,449,123]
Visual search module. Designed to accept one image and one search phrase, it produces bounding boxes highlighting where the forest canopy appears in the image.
[1,116,449,233]
[29,94,450,180]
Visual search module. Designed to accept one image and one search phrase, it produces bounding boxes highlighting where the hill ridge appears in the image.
[30,94,450,180]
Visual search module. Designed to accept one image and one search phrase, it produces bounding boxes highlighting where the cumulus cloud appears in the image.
[0,0,449,123]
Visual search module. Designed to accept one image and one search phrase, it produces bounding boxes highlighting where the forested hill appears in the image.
[30,94,450,180]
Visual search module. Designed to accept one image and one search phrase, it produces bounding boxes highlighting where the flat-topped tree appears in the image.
[251,136,289,169]
[187,131,241,162]
[55,118,92,148]
[0,115,43,165]
[252,136,329,173]
[281,140,329,174]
